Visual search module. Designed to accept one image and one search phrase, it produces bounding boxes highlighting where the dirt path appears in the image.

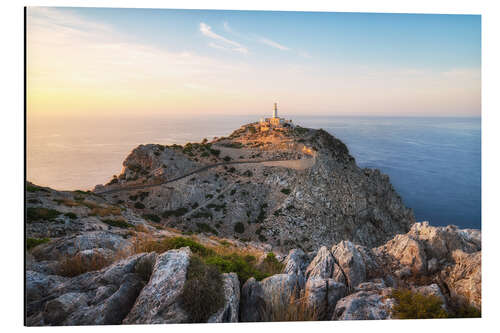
[95,157,315,195]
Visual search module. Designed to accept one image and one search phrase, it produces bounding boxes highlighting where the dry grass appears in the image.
[56,245,133,277]
[89,205,122,217]
[54,198,80,207]
[58,252,112,277]
[265,285,320,322]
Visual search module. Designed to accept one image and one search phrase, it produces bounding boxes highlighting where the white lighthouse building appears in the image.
[259,102,293,131]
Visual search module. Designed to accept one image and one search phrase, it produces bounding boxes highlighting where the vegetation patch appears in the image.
[27,207,61,223]
[58,252,112,277]
[162,207,188,218]
[26,183,48,193]
[134,202,146,209]
[26,237,50,250]
[196,222,219,235]
[64,212,77,219]
[179,256,225,322]
[143,214,161,223]
[234,222,245,234]
[391,289,448,319]
[281,188,291,195]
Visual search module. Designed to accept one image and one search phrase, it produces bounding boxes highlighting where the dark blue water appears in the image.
[294,116,481,230]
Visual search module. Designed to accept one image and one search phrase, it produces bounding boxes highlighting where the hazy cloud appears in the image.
[200,22,248,54]
[258,37,290,51]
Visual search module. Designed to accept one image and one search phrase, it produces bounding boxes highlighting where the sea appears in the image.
[27,115,481,230]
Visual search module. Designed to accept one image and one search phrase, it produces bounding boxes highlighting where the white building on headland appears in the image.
[259,103,293,131]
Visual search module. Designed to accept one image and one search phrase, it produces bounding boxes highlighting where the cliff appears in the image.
[95,123,414,251]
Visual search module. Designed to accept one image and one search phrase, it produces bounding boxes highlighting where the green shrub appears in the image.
[234,222,245,234]
[26,183,48,193]
[391,289,448,319]
[143,214,161,223]
[27,207,61,223]
[196,222,218,235]
[162,207,188,218]
[101,219,134,229]
[260,252,284,276]
[281,188,291,195]
[26,237,50,250]
[64,212,77,219]
[179,256,225,322]
[134,202,145,209]
[205,253,268,282]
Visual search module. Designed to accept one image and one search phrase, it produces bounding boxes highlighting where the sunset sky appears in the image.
[27,7,481,117]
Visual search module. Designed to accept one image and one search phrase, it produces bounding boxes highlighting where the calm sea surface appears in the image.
[27,115,481,229]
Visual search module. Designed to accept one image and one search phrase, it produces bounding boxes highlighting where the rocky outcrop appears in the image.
[333,286,394,320]
[123,248,191,324]
[441,250,481,309]
[26,253,150,326]
[208,273,240,323]
[96,123,415,251]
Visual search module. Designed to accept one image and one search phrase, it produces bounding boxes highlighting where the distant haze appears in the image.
[27,7,481,118]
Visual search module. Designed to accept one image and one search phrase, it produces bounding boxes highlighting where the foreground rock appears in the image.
[123,248,190,324]
[26,253,151,326]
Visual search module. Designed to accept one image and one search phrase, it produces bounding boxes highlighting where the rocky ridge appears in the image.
[95,123,414,251]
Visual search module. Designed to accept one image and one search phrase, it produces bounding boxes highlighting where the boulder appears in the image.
[305,246,335,280]
[283,248,308,288]
[304,277,346,319]
[26,253,151,326]
[123,248,191,324]
[208,273,240,323]
[240,277,265,322]
[333,288,394,320]
[441,250,481,309]
[381,234,427,274]
[331,241,367,287]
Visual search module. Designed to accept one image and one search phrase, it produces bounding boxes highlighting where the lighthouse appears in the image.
[259,102,294,131]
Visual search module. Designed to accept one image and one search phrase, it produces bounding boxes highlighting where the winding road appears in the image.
[94,157,314,195]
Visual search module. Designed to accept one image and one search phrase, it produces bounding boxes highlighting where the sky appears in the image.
[27,7,481,118]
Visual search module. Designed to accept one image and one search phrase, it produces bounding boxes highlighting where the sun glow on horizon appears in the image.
[27,7,481,118]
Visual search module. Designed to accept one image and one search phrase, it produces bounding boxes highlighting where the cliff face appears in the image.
[96,123,414,251]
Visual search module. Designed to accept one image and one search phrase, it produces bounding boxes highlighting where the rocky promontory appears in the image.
[25,122,481,325]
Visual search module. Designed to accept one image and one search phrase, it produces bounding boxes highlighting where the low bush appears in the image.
[26,183,48,193]
[143,214,161,223]
[281,188,291,195]
[234,222,245,233]
[134,202,146,209]
[391,289,448,319]
[133,235,280,284]
[162,207,188,218]
[196,222,218,235]
[26,237,50,250]
[27,207,61,223]
[179,256,225,322]
[64,212,77,219]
